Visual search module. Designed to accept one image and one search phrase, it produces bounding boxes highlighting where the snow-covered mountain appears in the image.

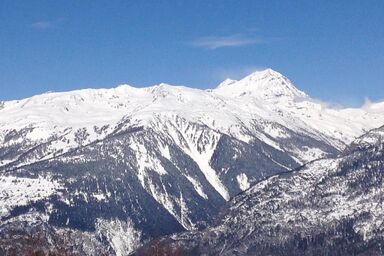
[140,125,384,255]
[1,69,383,167]
[1,69,383,255]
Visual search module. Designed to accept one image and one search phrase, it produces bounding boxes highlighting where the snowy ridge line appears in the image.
[1,68,383,153]
[0,124,146,173]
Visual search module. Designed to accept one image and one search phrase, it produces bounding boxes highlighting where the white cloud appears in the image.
[190,34,262,50]
[361,97,384,113]
[30,21,56,30]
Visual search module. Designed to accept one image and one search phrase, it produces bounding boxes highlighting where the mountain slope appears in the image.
[155,126,384,255]
[1,69,384,255]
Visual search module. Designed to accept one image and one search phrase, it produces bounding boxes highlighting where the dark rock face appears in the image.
[211,134,298,196]
[152,127,384,256]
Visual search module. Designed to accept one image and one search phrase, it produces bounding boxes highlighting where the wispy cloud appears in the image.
[189,34,262,50]
[30,21,56,30]
[361,97,384,112]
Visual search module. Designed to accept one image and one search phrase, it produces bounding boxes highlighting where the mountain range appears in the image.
[0,69,383,255]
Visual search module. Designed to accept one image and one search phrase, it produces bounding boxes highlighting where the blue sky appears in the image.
[1,1,383,106]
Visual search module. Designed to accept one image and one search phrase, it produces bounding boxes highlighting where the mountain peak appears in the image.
[244,68,284,80]
[215,68,308,100]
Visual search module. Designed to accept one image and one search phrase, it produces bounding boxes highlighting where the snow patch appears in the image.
[0,175,62,217]
[173,125,230,201]
[236,173,250,191]
[185,175,209,199]
[96,217,142,256]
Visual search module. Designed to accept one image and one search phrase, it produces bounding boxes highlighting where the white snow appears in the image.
[158,143,171,160]
[0,175,63,217]
[129,140,168,177]
[185,175,209,200]
[172,126,230,201]
[92,193,107,202]
[96,217,142,256]
[236,173,250,191]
